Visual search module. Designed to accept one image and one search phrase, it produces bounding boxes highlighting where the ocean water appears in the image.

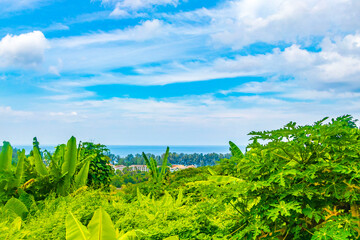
[13,145,231,157]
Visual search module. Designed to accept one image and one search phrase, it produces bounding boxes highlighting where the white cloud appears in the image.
[205,0,360,49]
[102,0,179,17]
[55,33,360,87]
[12,92,356,145]
[0,0,49,14]
[280,89,360,100]
[51,19,166,48]
[110,4,130,17]
[43,91,95,101]
[48,58,63,75]
[49,111,78,117]
[103,0,178,10]
[0,31,49,68]
[0,106,33,117]
[220,81,295,95]
[44,23,70,32]
[211,34,360,88]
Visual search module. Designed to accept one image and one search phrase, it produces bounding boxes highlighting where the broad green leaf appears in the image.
[0,141,13,171]
[66,212,90,240]
[75,156,92,188]
[118,230,139,240]
[88,207,117,240]
[159,147,169,181]
[61,136,77,195]
[4,198,28,220]
[33,147,48,176]
[163,236,179,240]
[15,149,26,181]
[229,141,244,158]
[142,153,151,171]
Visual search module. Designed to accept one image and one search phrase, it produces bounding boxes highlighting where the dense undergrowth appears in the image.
[1,115,360,239]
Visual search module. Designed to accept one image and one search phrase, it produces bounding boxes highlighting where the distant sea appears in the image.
[13,145,233,157]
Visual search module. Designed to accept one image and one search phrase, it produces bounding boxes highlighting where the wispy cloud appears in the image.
[0,0,49,15]
[102,0,179,17]
[51,19,167,48]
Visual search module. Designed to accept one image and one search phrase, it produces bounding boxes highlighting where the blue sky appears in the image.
[1,0,360,146]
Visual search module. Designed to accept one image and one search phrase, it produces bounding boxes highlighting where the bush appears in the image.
[231,115,360,239]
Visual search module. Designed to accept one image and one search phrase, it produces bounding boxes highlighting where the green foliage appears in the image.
[0,137,96,203]
[0,143,25,203]
[23,136,95,199]
[0,141,12,171]
[15,149,25,182]
[66,212,90,240]
[75,156,92,189]
[111,170,148,188]
[80,142,113,188]
[87,207,117,240]
[61,136,78,195]
[229,141,244,158]
[229,115,360,239]
[66,208,127,240]
[142,147,169,184]
[65,203,140,240]
[4,197,29,220]
[2,115,360,239]
[32,146,49,176]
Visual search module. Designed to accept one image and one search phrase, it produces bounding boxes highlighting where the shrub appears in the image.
[231,115,360,239]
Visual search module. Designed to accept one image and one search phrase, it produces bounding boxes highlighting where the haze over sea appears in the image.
[14,145,232,157]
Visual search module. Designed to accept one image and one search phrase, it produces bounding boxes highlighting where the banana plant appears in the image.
[0,143,26,203]
[59,136,78,195]
[142,147,169,184]
[66,207,140,240]
[50,137,95,195]
[23,137,94,197]
[229,141,244,158]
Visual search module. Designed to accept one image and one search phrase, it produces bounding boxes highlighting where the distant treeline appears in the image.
[108,152,232,167]
[0,144,231,167]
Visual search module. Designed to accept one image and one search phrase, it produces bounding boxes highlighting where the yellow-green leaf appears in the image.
[163,236,179,240]
[66,212,90,240]
[118,230,139,240]
[88,207,117,240]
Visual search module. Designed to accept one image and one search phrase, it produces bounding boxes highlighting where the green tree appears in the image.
[79,142,114,188]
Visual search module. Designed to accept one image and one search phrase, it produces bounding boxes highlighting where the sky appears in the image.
[1,0,360,146]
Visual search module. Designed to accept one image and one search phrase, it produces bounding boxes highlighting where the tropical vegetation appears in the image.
[1,115,360,239]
